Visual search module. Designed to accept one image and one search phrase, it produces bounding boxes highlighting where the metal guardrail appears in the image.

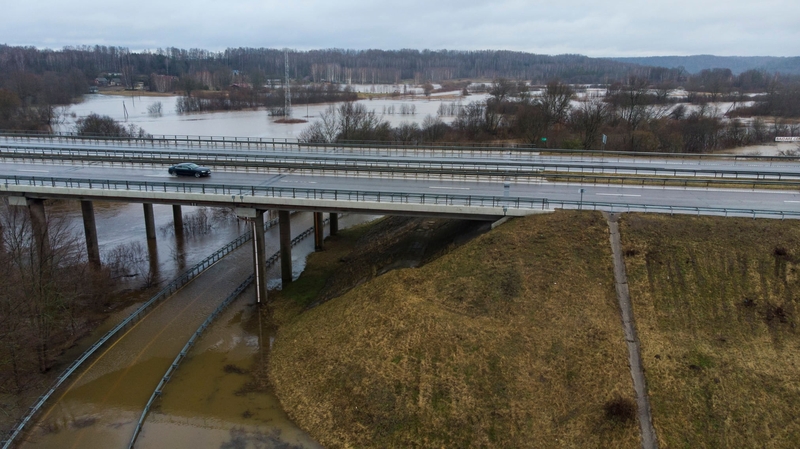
[127,217,331,447]
[2,143,800,181]
[2,131,800,162]
[3,174,799,219]
[127,275,255,449]
[0,216,280,449]
[0,174,551,211]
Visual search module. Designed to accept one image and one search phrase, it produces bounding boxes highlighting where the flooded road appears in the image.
[16,213,375,449]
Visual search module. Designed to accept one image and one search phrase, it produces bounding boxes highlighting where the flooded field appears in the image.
[57,90,488,139]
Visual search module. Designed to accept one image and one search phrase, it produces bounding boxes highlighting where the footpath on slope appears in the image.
[605,212,658,449]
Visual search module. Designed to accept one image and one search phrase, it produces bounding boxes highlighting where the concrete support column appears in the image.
[251,210,268,303]
[172,205,184,236]
[279,210,292,285]
[313,212,324,251]
[81,200,101,268]
[329,213,339,236]
[143,203,156,240]
[28,198,51,259]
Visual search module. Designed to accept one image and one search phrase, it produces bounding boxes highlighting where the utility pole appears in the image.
[284,49,292,119]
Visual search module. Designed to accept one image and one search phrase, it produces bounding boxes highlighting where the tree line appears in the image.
[300,78,800,153]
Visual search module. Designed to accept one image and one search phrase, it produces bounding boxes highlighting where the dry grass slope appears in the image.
[270,212,640,448]
[620,214,800,448]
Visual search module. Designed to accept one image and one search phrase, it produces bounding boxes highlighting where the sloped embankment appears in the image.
[620,214,800,448]
[270,212,640,448]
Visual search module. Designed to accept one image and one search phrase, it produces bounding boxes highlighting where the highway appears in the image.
[2,161,799,218]
[1,134,799,218]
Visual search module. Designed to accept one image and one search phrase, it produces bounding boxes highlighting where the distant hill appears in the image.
[611,55,800,75]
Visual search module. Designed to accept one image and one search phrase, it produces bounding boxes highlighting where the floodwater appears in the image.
[57,89,489,139]
[17,213,377,449]
[46,200,246,288]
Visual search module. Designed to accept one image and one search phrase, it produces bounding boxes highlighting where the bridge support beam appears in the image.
[172,205,184,237]
[279,210,292,285]
[81,200,101,268]
[329,213,338,236]
[313,212,324,251]
[143,203,156,240]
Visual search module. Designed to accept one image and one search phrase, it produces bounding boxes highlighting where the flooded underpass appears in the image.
[16,213,377,449]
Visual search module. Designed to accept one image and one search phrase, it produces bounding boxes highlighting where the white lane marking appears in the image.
[17,169,50,173]
[596,193,641,197]
[785,200,800,203]
[280,180,317,184]
[429,186,470,190]
[143,175,168,178]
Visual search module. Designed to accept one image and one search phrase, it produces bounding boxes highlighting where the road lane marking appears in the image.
[785,200,800,203]
[429,186,470,190]
[596,193,641,197]
[17,169,50,173]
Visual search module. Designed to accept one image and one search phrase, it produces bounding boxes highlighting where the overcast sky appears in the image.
[2,0,798,57]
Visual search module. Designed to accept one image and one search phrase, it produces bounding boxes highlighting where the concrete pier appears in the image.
[81,200,101,268]
[279,210,292,285]
[329,212,338,236]
[313,212,324,251]
[28,198,51,259]
[143,203,156,240]
[172,205,184,236]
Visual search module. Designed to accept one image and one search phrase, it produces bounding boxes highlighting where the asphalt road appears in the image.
[2,161,799,215]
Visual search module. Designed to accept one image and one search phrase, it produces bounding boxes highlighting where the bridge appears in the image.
[2,132,800,303]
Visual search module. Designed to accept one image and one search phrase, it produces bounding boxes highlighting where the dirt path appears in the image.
[605,212,659,449]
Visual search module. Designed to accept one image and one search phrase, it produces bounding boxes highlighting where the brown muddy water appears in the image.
[14,210,375,449]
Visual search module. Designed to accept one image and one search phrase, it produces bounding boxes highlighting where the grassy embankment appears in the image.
[620,214,800,448]
[267,212,639,448]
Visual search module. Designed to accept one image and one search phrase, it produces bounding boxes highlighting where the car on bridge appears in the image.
[168,163,211,178]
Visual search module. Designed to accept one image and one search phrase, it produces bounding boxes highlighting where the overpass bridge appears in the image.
[2,133,800,302]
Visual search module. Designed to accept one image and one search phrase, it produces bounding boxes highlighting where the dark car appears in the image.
[168,162,211,178]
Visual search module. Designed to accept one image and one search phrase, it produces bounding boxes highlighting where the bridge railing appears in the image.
[2,143,800,181]
[2,174,799,219]
[3,130,800,163]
